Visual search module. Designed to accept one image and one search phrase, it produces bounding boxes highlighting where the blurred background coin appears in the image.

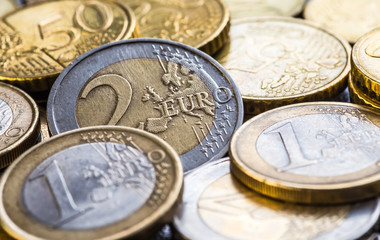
[173,158,380,240]
[0,82,39,169]
[0,126,183,240]
[47,38,243,172]
[230,102,380,204]
[0,0,17,16]
[214,17,350,115]
[0,0,137,93]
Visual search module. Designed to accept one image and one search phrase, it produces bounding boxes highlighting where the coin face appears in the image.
[230,102,380,204]
[0,83,40,169]
[0,0,137,93]
[0,126,183,239]
[47,38,243,172]
[174,158,380,240]
[223,0,304,19]
[304,0,380,43]
[214,17,350,115]
[123,0,230,55]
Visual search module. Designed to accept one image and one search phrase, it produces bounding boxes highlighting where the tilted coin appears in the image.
[349,74,380,110]
[0,126,183,239]
[352,27,380,102]
[0,83,40,169]
[230,102,380,204]
[0,0,17,16]
[38,106,50,142]
[304,0,380,43]
[173,158,380,240]
[214,17,350,115]
[47,38,243,172]
[223,0,304,19]
[0,0,137,93]
[122,0,230,55]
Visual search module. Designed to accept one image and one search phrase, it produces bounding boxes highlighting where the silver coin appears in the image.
[173,158,380,240]
[47,38,243,172]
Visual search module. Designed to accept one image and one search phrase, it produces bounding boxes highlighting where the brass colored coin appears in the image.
[0,126,183,239]
[352,27,380,102]
[304,0,380,43]
[214,17,351,115]
[123,0,230,55]
[223,0,304,19]
[0,0,17,16]
[174,158,380,240]
[230,102,380,204]
[348,74,380,110]
[0,82,40,169]
[0,227,13,240]
[0,0,137,93]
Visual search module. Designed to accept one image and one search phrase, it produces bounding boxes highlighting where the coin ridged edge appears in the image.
[348,74,380,109]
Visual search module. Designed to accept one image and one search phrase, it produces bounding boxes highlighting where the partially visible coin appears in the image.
[223,0,304,19]
[38,106,50,142]
[47,38,243,172]
[349,74,380,110]
[0,0,137,93]
[0,0,17,16]
[0,126,183,239]
[173,158,380,240]
[0,83,40,169]
[123,0,230,55]
[214,17,350,115]
[304,0,380,43]
[230,102,380,204]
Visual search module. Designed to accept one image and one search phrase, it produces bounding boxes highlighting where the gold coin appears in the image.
[123,0,230,55]
[351,27,380,102]
[0,227,13,240]
[223,0,304,19]
[0,0,137,93]
[214,17,351,115]
[348,74,380,110]
[0,126,183,239]
[304,0,380,43]
[0,0,17,17]
[0,83,40,169]
[230,102,380,204]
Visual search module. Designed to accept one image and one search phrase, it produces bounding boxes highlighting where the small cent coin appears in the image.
[223,0,304,19]
[0,83,40,169]
[123,0,230,55]
[230,102,380,204]
[0,0,137,93]
[0,126,183,240]
[304,0,380,43]
[173,158,380,240]
[47,38,243,172]
[214,17,350,115]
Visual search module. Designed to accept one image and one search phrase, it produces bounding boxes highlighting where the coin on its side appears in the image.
[37,106,50,142]
[214,17,350,115]
[223,0,304,19]
[0,83,40,169]
[47,38,243,172]
[0,126,183,240]
[304,0,380,43]
[349,74,380,110]
[230,102,380,204]
[173,158,380,240]
[0,0,137,93]
[123,0,229,55]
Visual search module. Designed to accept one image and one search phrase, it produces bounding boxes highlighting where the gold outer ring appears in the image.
[0,0,138,93]
[230,101,380,204]
[0,126,183,240]
[0,83,40,169]
[348,74,380,110]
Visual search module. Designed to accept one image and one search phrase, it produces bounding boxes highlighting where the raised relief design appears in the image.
[0,99,13,136]
[198,174,349,240]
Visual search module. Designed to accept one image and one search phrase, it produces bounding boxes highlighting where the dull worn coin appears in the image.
[0,126,183,239]
[230,102,380,204]
[47,38,243,172]
[173,158,380,240]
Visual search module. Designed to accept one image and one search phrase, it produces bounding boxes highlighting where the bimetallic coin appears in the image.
[0,126,183,239]
[173,158,380,240]
[0,0,137,93]
[349,74,380,110]
[304,0,380,43]
[123,0,230,55]
[47,38,243,172]
[0,0,17,16]
[214,17,350,115]
[352,27,380,102]
[230,102,380,204]
[0,83,40,169]
[223,0,304,19]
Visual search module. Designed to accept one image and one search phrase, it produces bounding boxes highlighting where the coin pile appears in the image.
[0,0,380,239]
